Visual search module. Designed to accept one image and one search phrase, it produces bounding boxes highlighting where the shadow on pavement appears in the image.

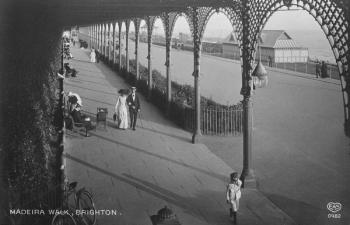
[64,153,232,224]
[70,132,227,183]
[122,173,233,225]
[263,192,324,225]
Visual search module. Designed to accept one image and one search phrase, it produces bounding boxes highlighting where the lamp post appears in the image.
[240,31,268,188]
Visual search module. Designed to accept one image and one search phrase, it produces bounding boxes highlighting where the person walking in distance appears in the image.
[315,60,321,78]
[226,172,242,224]
[126,87,141,131]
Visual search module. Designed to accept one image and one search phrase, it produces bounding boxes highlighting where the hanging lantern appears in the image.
[252,61,268,88]
[252,36,268,88]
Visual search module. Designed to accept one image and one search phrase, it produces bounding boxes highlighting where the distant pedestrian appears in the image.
[321,61,328,78]
[315,60,321,78]
[268,56,273,67]
[90,48,96,63]
[226,172,242,224]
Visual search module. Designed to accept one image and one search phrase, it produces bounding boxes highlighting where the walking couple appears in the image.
[114,86,141,130]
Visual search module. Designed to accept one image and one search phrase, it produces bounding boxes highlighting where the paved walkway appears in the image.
[64,47,296,225]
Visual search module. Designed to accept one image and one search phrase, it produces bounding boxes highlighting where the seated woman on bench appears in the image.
[67,92,87,123]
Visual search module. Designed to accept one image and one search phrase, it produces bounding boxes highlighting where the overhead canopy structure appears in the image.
[3,0,240,27]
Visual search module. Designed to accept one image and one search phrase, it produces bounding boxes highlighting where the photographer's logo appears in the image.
[327,202,342,213]
[327,202,342,219]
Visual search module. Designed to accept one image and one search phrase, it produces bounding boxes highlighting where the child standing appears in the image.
[226,172,242,224]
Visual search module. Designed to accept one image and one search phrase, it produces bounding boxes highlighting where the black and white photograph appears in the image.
[0,0,349,225]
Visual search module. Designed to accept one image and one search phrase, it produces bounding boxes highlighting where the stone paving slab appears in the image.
[64,47,296,225]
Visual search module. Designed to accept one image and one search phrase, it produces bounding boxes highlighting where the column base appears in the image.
[240,169,257,189]
[191,132,202,144]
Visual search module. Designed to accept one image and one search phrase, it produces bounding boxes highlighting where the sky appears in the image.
[143,8,322,38]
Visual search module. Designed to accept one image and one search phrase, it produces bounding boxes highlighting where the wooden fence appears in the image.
[183,106,243,136]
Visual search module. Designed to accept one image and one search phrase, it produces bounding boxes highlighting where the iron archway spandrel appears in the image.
[145,16,157,37]
[160,12,180,41]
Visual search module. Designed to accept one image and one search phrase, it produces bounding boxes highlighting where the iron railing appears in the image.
[183,106,243,136]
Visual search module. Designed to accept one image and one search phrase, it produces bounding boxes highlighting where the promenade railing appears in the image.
[183,105,243,136]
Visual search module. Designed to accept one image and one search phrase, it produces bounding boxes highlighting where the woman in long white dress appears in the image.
[115,93,128,129]
[90,49,96,63]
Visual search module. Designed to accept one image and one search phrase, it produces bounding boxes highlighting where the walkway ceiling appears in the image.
[45,0,238,26]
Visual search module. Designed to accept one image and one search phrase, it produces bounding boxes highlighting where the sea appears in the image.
[286,29,335,63]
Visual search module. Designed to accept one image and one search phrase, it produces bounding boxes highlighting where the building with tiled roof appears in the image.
[222,30,309,64]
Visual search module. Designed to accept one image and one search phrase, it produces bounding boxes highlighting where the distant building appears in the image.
[178,32,191,44]
[222,30,309,63]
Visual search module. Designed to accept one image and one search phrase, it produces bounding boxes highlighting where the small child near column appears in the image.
[226,172,242,224]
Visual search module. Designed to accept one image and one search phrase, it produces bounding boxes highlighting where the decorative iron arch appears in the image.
[245,0,349,136]
[182,7,212,42]
[200,7,242,45]
[160,12,182,40]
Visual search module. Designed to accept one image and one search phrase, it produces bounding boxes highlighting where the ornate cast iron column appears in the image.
[107,23,112,62]
[186,8,203,144]
[105,23,108,58]
[110,24,113,62]
[112,22,116,64]
[184,7,212,143]
[146,16,156,99]
[118,21,122,70]
[164,16,172,114]
[240,0,255,187]
[161,13,177,115]
[192,16,202,143]
[93,25,95,49]
[95,25,97,49]
[100,24,104,56]
[110,24,114,62]
[125,20,130,73]
[100,24,103,53]
[89,26,92,49]
[98,24,101,53]
[134,19,141,80]
[97,24,100,52]
[102,24,105,56]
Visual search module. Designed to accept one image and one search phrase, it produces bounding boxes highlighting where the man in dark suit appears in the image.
[126,87,141,130]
